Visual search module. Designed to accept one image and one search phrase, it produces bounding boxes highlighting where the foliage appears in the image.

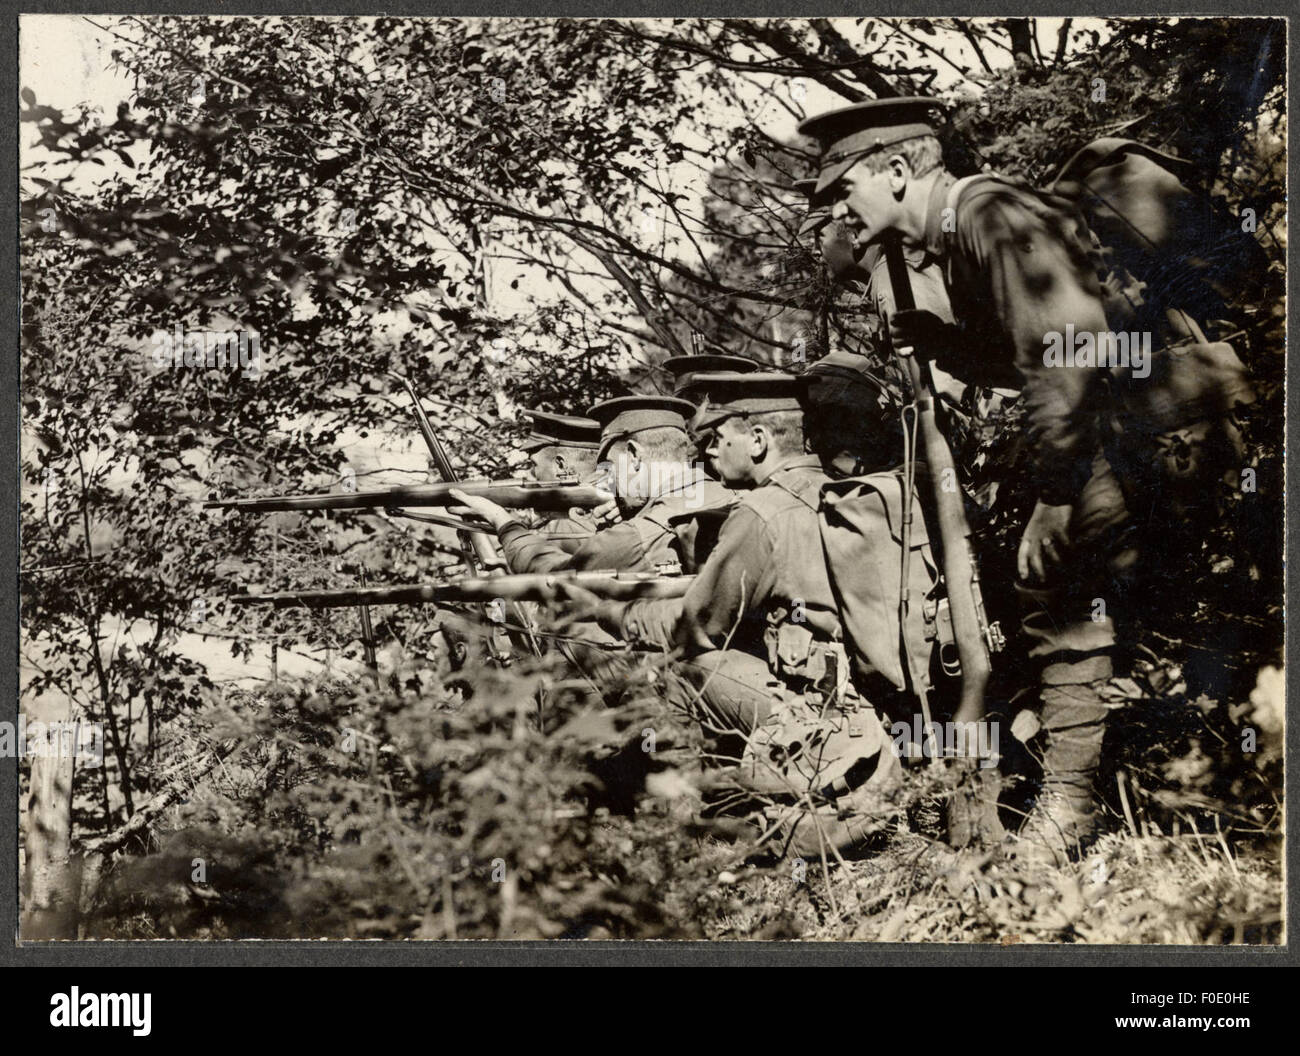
[20,15,1286,941]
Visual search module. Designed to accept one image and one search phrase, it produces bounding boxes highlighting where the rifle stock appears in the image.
[883,236,992,728]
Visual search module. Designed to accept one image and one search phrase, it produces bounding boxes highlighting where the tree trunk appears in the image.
[1003,19,1038,67]
[20,689,82,940]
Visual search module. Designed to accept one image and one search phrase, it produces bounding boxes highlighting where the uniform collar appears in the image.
[922,169,958,259]
[755,453,823,487]
[631,462,715,518]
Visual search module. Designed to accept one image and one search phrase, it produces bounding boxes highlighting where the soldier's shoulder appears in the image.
[955,174,1071,238]
[738,464,826,521]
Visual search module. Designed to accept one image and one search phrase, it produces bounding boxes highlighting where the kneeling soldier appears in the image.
[579,372,901,858]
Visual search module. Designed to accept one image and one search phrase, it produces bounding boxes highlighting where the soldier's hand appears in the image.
[888,309,953,361]
[447,489,513,531]
[591,497,621,528]
[549,580,609,623]
[1017,499,1073,583]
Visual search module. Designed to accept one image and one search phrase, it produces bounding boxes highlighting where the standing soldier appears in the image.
[799,97,1133,860]
[517,409,602,554]
[796,176,958,481]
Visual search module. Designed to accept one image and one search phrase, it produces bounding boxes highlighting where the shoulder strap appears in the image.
[942,174,995,251]
[767,468,822,513]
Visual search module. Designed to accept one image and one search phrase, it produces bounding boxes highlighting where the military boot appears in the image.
[1011,679,1109,865]
[774,776,901,859]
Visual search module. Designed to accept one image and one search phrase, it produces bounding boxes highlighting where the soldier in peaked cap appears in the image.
[453,395,729,576]
[661,351,760,479]
[801,96,1137,860]
[795,177,868,287]
[517,409,602,554]
[794,177,952,479]
[519,409,601,483]
[798,162,958,350]
[803,350,903,479]
[574,372,900,857]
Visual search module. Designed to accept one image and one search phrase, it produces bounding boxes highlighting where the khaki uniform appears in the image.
[536,509,598,554]
[912,172,1139,821]
[498,467,730,575]
[611,454,897,800]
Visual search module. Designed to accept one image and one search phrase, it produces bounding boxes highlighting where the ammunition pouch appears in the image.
[746,629,897,799]
[763,621,853,704]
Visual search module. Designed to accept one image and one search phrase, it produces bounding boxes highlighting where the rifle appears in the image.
[883,235,1003,846]
[389,372,501,575]
[232,570,695,610]
[203,478,614,516]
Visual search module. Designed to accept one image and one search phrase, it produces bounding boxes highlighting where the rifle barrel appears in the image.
[204,479,613,515]
[232,571,694,610]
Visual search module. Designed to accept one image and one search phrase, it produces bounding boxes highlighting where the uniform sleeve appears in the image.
[541,515,595,555]
[961,188,1112,506]
[499,522,580,574]
[618,505,776,656]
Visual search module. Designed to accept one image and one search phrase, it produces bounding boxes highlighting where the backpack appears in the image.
[818,468,955,701]
[1046,138,1259,519]
[946,143,1257,519]
[1048,137,1270,325]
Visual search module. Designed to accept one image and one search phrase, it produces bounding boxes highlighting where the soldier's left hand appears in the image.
[548,580,608,622]
[1017,499,1073,583]
[448,489,514,531]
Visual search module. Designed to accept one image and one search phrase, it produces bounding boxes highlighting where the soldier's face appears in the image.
[529,446,560,483]
[817,218,866,283]
[692,429,720,478]
[834,162,901,247]
[709,417,759,486]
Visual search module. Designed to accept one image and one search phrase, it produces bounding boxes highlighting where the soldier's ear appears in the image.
[888,154,909,194]
[750,422,771,461]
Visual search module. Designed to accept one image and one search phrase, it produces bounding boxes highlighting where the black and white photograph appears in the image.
[15,11,1286,950]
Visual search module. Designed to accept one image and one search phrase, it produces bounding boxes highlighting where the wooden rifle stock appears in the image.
[883,236,990,728]
[203,479,613,515]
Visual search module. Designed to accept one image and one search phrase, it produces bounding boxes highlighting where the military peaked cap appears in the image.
[688,371,810,434]
[662,353,761,400]
[798,97,945,194]
[587,395,697,459]
[520,409,602,452]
